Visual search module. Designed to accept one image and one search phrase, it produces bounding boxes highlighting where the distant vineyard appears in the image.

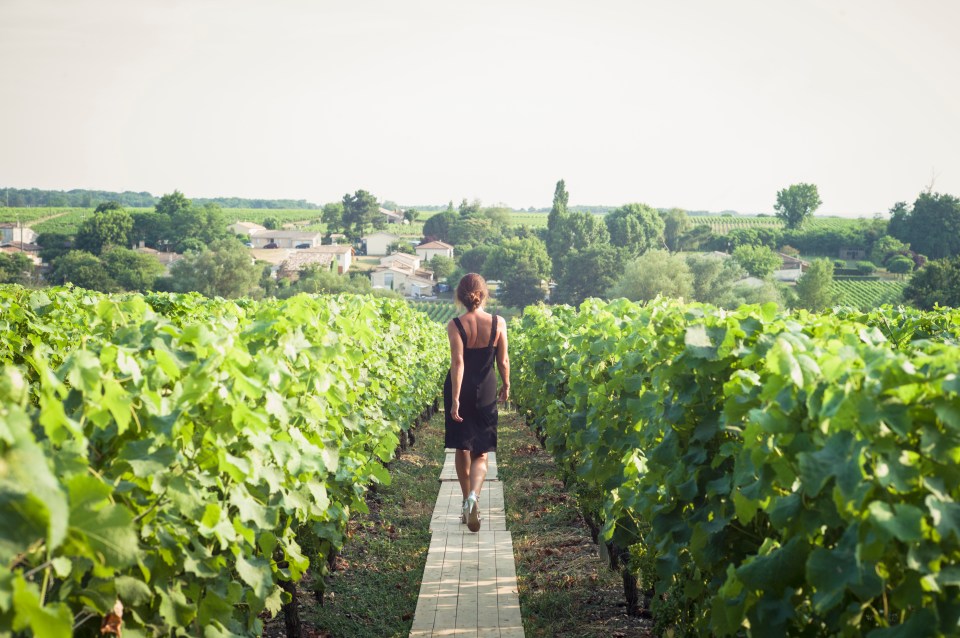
[29,209,92,235]
[409,300,460,323]
[0,207,89,226]
[832,278,906,309]
[689,215,868,234]
[409,299,519,324]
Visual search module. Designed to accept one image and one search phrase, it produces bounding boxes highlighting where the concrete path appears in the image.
[410,450,524,637]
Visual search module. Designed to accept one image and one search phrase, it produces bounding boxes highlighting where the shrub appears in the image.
[855,260,877,276]
[887,255,915,274]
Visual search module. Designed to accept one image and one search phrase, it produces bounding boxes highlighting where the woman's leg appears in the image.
[455,449,472,499]
[469,452,488,497]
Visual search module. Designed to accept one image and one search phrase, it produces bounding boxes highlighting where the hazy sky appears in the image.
[1,0,958,214]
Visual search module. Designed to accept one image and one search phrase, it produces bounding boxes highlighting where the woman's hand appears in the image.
[498,383,510,403]
[450,399,463,422]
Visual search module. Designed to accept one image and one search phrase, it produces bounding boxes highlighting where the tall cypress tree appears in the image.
[546,179,571,274]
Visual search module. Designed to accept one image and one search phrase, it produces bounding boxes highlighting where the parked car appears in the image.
[295,243,310,249]
[264,242,279,249]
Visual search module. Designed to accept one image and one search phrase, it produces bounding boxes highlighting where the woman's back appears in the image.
[454,310,499,349]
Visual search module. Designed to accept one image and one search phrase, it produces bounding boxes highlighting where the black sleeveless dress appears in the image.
[444,315,499,454]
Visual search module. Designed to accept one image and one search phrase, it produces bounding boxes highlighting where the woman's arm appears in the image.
[496,323,510,402]
[447,320,465,422]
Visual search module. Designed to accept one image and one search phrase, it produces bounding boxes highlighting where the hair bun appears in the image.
[456,273,489,310]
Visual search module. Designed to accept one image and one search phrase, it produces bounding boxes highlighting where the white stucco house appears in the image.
[416,240,454,262]
[299,245,354,274]
[228,221,266,237]
[363,232,400,256]
[380,252,421,271]
[370,267,435,297]
[0,224,37,245]
[249,230,322,249]
[378,207,405,224]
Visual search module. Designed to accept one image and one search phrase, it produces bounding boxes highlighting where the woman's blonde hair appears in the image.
[456,273,488,311]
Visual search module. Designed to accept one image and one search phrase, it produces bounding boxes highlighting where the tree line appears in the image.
[5,181,960,312]
[0,187,318,210]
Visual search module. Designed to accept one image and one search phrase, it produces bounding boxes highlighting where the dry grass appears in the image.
[497,411,652,638]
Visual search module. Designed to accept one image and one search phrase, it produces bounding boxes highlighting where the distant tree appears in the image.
[774,183,822,229]
[101,247,165,291]
[36,232,74,264]
[720,227,783,251]
[551,245,621,306]
[388,240,415,255]
[429,255,456,281]
[458,246,493,275]
[662,208,690,252]
[546,179,570,258]
[870,235,908,266]
[94,200,124,214]
[0,251,34,285]
[484,237,551,308]
[155,190,192,217]
[49,251,119,292]
[482,206,511,229]
[342,190,381,236]
[166,239,261,298]
[423,211,458,243]
[686,253,747,304]
[732,244,782,278]
[321,202,344,232]
[604,203,665,256]
[680,224,715,251]
[169,202,227,252]
[74,205,134,255]
[888,192,960,260]
[484,237,551,282]
[887,256,915,275]
[609,249,693,302]
[903,256,960,309]
[404,209,419,223]
[794,258,838,311]
[449,217,499,247]
[262,217,280,230]
[458,198,482,218]
[130,211,167,248]
[496,261,545,308]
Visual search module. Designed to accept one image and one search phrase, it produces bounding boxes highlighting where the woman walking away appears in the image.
[444,273,510,533]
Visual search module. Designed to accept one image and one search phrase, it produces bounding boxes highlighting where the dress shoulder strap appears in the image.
[452,317,468,343]
[487,314,498,348]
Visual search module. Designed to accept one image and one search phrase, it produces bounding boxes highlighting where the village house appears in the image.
[0,243,42,266]
[380,251,422,271]
[362,231,399,256]
[778,252,809,271]
[249,230,322,249]
[0,224,37,245]
[277,251,336,281]
[416,240,454,262]
[378,207,405,224]
[228,221,266,237]
[370,266,435,297]
[298,245,353,274]
[130,241,183,270]
[369,251,435,297]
